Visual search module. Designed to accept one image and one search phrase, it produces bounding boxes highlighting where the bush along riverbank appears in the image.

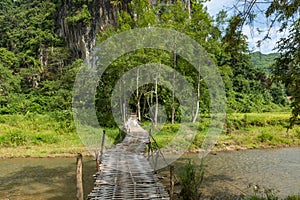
[0,112,299,158]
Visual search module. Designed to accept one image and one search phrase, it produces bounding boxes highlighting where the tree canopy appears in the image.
[0,0,296,126]
[232,0,299,126]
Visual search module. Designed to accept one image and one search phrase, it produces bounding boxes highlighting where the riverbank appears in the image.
[0,112,299,158]
[151,112,300,153]
[212,112,300,152]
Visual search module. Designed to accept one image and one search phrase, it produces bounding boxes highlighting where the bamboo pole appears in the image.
[147,129,152,160]
[100,130,106,163]
[76,153,83,200]
[95,151,100,172]
[170,165,174,200]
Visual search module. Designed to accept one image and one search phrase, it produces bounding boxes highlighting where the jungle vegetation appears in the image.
[1,0,297,124]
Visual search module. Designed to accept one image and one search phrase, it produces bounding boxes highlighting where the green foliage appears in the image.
[0,48,20,96]
[250,52,279,74]
[66,4,92,25]
[0,112,79,148]
[236,0,300,127]
[257,132,274,143]
[0,0,294,129]
[0,0,78,115]
[216,112,300,150]
[0,130,58,147]
[270,18,300,127]
[0,64,20,95]
[179,160,205,200]
[225,113,289,131]
[285,196,300,200]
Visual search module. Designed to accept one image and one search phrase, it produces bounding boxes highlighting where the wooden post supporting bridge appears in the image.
[88,120,170,199]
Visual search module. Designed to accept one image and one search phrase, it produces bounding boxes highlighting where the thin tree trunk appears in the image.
[123,99,126,125]
[154,75,158,126]
[171,51,176,124]
[192,63,201,123]
[120,77,127,126]
[186,0,191,19]
[136,68,141,121]
[120,81,125,126]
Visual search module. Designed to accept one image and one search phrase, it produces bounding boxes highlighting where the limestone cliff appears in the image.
[56,0,189,60]
[57,0,129,60]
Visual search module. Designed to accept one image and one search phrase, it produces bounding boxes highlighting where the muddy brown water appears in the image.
[0,148,299,199]
[159,148,300,199]
[0,157,95,200]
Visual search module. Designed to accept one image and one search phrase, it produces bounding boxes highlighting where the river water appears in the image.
[160,148,300,198]
[0,157,95,200]
[0,148,299,199]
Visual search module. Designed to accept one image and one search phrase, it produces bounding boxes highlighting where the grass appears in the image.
[0,113,84,158]
[0,112,125,158]
[216,113,300,151]
[0,112,299,157]
[147,112,300,152]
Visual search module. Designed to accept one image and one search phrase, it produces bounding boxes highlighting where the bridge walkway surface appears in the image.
[87,121,170,199]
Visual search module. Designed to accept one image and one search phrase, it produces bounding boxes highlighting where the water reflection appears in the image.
[0,157,95,200]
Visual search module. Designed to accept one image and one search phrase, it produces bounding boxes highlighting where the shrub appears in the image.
[1,130,28,146]
[0,130,59,147]
[257,133,274,143]
[179,160,204,200]
[285,196,300,200]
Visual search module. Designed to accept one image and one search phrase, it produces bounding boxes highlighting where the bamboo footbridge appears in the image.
[88,120,170,199]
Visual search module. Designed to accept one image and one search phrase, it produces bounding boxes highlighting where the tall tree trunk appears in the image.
[154,74,158,126]
[171,51,176,124]
[136,68,141,121]
[192,63,201,123]
[120,77,126,126]
[123,99,126,125]
[185,0,191,19]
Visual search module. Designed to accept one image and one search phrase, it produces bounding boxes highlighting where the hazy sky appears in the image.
[204,0,286,54]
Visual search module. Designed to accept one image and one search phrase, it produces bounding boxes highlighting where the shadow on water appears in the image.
[0,157,95,200]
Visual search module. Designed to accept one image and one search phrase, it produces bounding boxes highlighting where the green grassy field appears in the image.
[148,112,300,152]
[216,112,300,151]
[0,112,299,157]
[0,113,83,157]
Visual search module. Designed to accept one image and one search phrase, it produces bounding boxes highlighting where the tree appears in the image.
[267,1,300,127]
[233,0,300,126]
[0,48,21,113]
[272,20,300,127]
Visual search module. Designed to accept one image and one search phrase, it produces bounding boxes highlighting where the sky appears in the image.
[204,0,285,54]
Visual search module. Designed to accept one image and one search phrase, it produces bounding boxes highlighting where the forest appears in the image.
[0,0,299,150]
[0,1,300,199]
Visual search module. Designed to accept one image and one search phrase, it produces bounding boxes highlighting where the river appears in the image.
[0,148,299,199]
[159,148,300,199]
